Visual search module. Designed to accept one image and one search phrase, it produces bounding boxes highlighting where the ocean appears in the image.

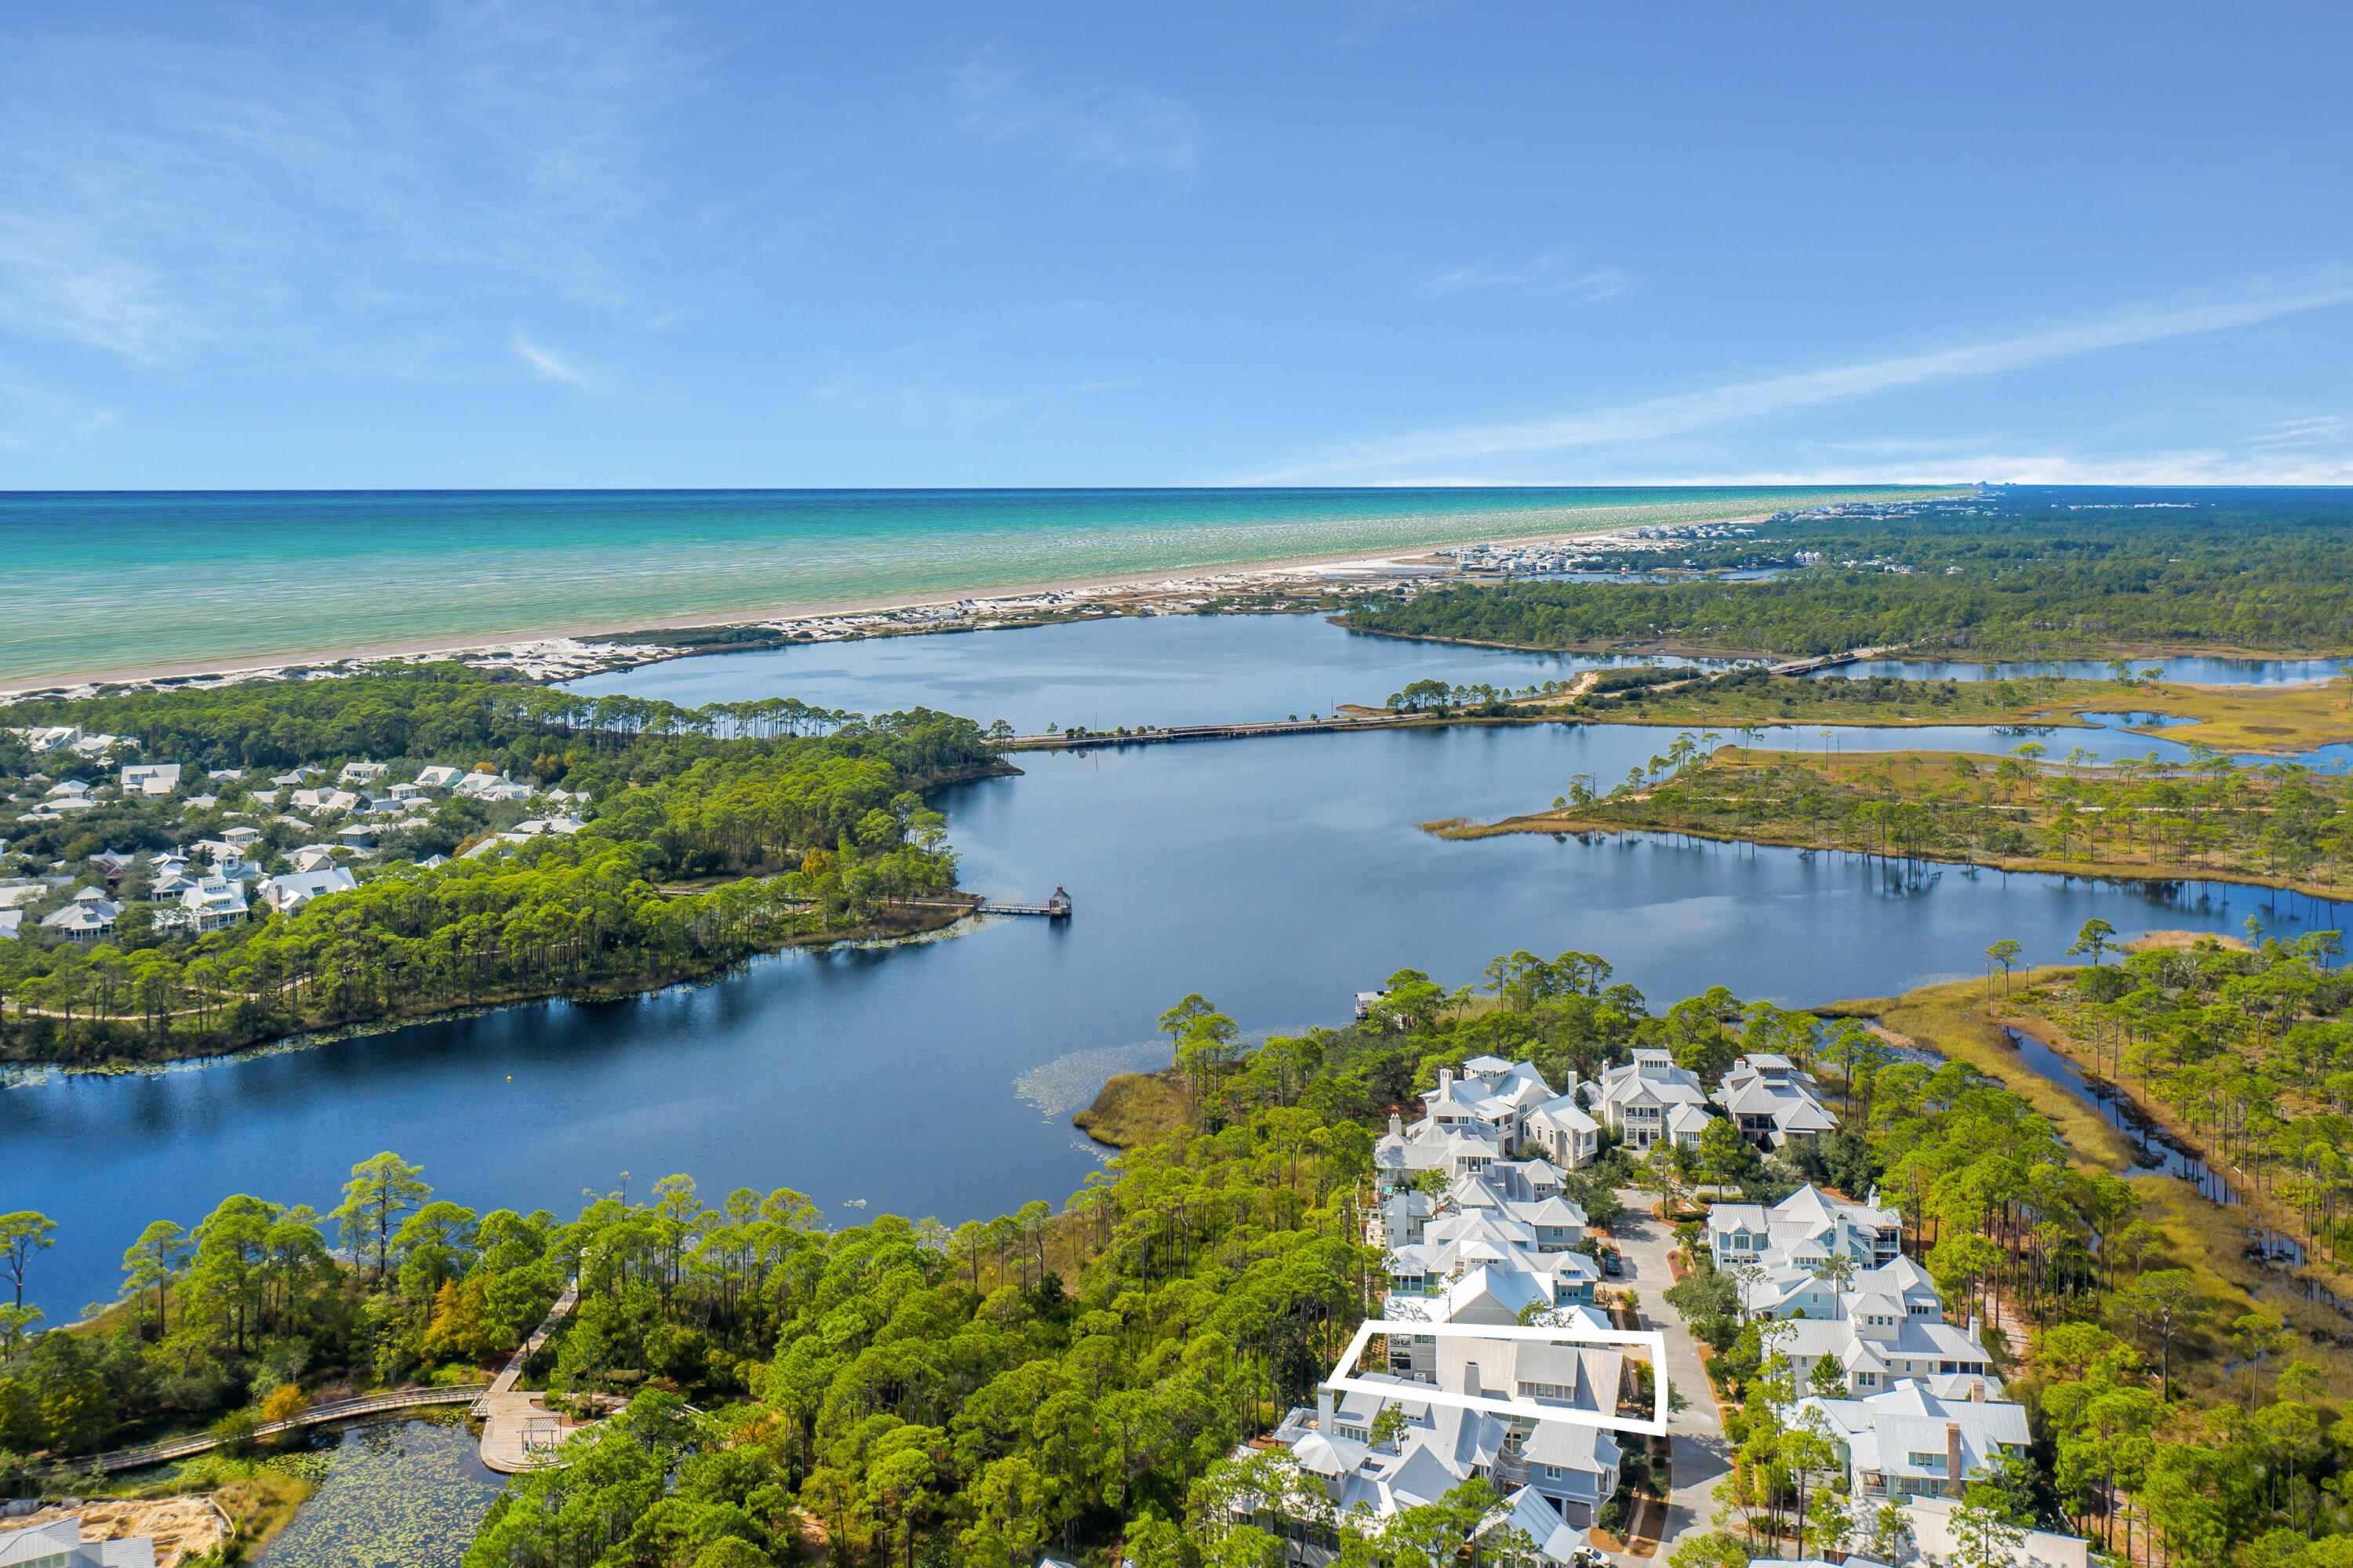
[0,486,1925,686]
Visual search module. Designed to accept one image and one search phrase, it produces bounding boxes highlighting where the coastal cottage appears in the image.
[121,762,182,796]
[1587,1049,1709,1151]
[1711,1054,1838,1150]
[1794,1381,2031,1503]
[42,889,121,944]
[260,867,359,915]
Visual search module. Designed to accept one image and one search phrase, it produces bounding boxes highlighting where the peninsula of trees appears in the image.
[0,666,998,1064]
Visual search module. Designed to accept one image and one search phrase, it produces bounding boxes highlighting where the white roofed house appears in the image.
[259,867,361,915]
[42,889,121,944]
[1524,1093,1602,1170]
[1588,1048,1708,1152]
[120,762,182,796]
[338,759,390,784]
[1712,1053,1839,1151]
[169,875,250,933]
[1709,1184,1904,1272]
[1294,1359,1627,1540]
[413,764,464,788]
[0,1514,158,1567]
[1795,1381,2031,1504]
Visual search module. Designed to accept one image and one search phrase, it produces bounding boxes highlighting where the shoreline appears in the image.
[0,511,1792,697]
[1339,621,2353,670]
[0,900,979,1074]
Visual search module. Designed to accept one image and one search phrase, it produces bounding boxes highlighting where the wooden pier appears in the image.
[997,715,1396,750]
[982,888,1073,919]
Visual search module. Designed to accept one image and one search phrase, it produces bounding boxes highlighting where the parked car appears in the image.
[1601,1249,1624,1277]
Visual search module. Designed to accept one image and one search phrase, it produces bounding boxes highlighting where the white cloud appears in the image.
[1249,276,2353,482]
[512,330,591,387]
[0,0,701,366]
[1424,252,1627,301]
[956,57,1199,182]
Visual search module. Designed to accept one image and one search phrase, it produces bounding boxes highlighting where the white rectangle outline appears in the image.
[1324,1319,1671,1439]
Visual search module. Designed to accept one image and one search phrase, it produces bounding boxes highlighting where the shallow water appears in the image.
[1836,656,2348,686]
[256,1416,503,1568]
[567,613,1717,734]
[8,722,2323,1313]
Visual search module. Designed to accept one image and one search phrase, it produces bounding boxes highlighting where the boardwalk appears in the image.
[997,714,1401,750]
[66,1386,489,1474]
[475,1281,595,1473]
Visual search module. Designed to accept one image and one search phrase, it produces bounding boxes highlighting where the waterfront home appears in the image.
[1712,1053,1838,1150]
[1708,1184,1903,1271]
[1587,1049,1708,1151]
[260,867,360,914]
[1374,1114,1501,1184]
[1792,1381,2030,1502]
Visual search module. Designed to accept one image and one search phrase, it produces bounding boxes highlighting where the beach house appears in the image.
[1587,1049,1708,1151]
[1708,1184,1903,1271]
[1711,1053,1838,1150]
[1792,1381,2031,1503]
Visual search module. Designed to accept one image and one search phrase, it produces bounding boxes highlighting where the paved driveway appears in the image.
[1604,1191,1737,1563]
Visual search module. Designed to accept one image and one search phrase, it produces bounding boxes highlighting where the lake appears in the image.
[6,716,2322,1314]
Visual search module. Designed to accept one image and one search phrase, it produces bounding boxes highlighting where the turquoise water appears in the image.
[0,486,1918,684]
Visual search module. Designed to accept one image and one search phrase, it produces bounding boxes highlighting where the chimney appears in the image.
[1464,1362,1482,1398]
[1439,1069,1454,1094]
[1317,1383,1334,1432]
[1970,1379,1985,1403]
[1390,1114,1403,1137]
[1944,1421,1964,1497]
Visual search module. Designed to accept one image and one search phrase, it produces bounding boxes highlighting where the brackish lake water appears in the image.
[9,716,2324,1312]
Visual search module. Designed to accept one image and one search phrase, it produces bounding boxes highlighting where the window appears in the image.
[1518,1381,1575,1401]
[1907,1452,1947,1468]
[1857,1372,1877,1386]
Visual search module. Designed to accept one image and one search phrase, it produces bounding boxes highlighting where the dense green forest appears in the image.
[1343,502,2353,658]
[0,666,996,1062]
[9,943,2353,1567]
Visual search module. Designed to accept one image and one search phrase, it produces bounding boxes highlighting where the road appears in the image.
[1606,1189,1736,1563]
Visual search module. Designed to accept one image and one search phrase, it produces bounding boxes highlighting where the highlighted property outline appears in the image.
[1325,1319,1671,1439]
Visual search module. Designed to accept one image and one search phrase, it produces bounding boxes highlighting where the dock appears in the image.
[982,887,1072,919]
[996,715,1398,750]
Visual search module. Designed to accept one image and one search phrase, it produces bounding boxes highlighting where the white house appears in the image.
[121,762,183,796]
[260,867,360,915]
[338,760,390,784]
[41,889,121,944]
[0,910,21,942]
[1888,1494,2089,1568]
[1713,1054,1838,1150]
[1709,1184,1903,1271]
[1794,1381,2030,1504]
[171,875,250,933]
[1299,1359,1627,1533]
[1587,1049,1708,1151]
[413,765,464,788]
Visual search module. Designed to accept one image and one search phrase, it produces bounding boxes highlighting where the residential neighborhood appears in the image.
[0,733,596,946]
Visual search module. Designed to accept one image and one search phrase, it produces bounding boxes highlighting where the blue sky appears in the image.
[2,0,2350,489]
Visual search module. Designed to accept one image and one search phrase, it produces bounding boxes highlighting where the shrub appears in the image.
[257,1384,309,1424]
[210,1408,264,1456]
